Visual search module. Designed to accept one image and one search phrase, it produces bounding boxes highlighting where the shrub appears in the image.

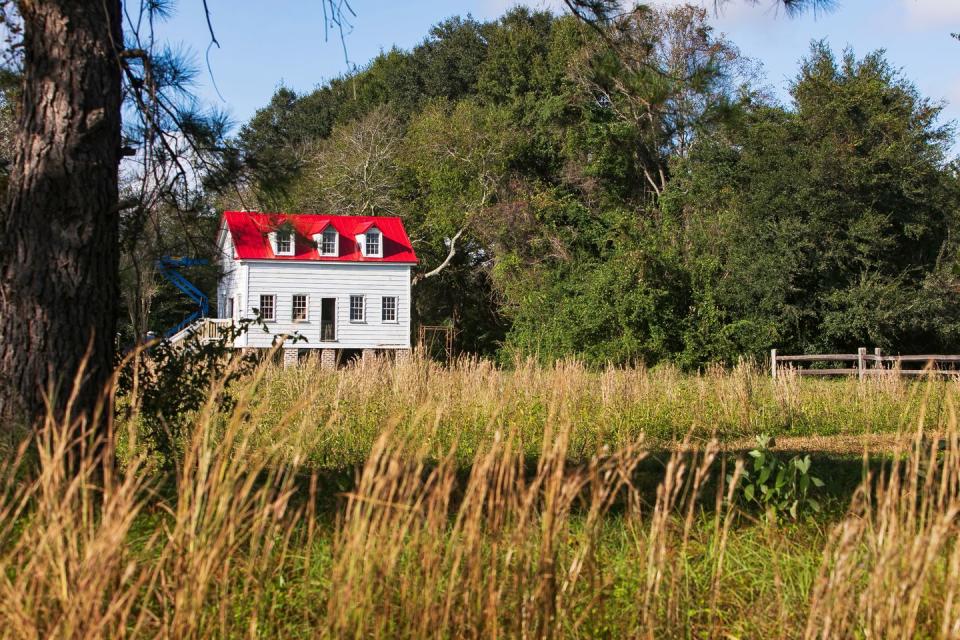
[114,316,302,469]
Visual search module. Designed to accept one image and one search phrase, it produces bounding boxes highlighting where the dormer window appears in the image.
[276,231,292,254]
[270,229,295,256]
[319,227,338,256]
[364,228,382,257]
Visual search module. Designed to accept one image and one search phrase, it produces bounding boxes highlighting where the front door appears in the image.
[321,298,336,341]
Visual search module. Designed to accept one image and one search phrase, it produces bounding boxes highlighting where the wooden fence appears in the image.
[771,348,960,379]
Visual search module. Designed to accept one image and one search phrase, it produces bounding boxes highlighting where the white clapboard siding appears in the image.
[242,261,411,349]
[216,230,252,347]
[216,229,239,316]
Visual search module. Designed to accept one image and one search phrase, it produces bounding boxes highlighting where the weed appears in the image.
[734,435,826,520]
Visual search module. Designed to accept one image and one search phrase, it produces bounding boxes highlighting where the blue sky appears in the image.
[159,0,960,151]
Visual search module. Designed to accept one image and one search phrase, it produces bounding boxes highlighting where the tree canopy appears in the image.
[195,5,960,367]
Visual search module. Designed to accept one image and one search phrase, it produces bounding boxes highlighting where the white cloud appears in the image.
[899,0,960,27]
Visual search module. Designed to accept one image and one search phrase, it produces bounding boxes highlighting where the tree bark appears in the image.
[0,0,123,429]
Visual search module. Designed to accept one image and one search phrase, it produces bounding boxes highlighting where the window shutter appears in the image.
[268,232,278,255]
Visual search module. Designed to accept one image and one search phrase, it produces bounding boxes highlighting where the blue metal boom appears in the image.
[156,256,210,338]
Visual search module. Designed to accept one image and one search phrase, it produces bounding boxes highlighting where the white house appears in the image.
[215,211,417,366]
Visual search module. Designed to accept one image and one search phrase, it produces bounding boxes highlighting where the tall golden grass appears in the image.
[0,353,957,638]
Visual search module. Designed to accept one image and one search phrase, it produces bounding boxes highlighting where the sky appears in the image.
[158,0,960,149]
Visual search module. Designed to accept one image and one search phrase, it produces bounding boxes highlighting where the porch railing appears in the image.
[168,318,234,347]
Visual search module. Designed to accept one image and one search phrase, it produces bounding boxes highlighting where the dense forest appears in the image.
[125,5,960,366]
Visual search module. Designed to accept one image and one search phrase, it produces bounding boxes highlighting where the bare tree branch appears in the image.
[412,224,468,286]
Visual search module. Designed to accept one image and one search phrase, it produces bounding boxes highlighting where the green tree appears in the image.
[293,105,403,217]
[234,86,336,208]
[570,4,746,199]
[224,8,959,367]
[667,44,960,360]
[402,99,518,284]
[496,202,689,366]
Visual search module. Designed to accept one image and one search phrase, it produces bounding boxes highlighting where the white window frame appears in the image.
[270,230,295,256]
[258,294,276,321]
[291,294,309,322]
[381,296,398,323]
[364,228,382,257]
[317,227,339,257]
[349,294,365,323]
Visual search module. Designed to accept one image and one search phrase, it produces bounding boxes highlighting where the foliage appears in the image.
[734,435,825,520]
[293,105,403,216]
[0,67,17,196]
[209,8,960,367]
[115,317,299,468]
[570,4,747,196]
[667,44,960,360]
[497,224,690,366]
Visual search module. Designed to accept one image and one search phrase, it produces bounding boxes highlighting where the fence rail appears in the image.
[771,347,960,379]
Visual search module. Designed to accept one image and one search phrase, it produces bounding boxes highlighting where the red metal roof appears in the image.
[222,211,418,263]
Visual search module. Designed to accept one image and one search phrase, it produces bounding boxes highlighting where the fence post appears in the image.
[874,347,882,371]
[857,347,866,381]
[771,348,777,380]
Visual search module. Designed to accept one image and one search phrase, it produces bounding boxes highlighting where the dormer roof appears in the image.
[354,220,378,234]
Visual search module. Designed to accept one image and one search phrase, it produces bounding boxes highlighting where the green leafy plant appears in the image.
[115,316,305,470]
[733,435,825,519]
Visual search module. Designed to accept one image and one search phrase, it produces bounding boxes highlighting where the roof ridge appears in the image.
[224,210,403,219]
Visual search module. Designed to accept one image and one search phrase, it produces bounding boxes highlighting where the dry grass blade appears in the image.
[0,353,958,638]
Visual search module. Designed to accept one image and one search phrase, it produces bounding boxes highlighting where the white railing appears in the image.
[168,318,234,347]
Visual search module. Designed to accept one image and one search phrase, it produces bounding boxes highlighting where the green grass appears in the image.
[153,513,827,639]
[3,355,958,638]
[239,358,947,471]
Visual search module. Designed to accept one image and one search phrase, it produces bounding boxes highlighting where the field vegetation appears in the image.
[1,3,958,637]
[1,354,959,638]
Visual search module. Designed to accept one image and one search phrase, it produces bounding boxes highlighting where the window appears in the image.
[349,295,365,322]
[258,294,275,321]
[365,229,381,257]
[275,230,293,256]
[382,296,397,323]
[320,228,338,256]
[292,294,308,322]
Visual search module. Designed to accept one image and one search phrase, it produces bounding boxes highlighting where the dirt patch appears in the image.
[664,432,945,456]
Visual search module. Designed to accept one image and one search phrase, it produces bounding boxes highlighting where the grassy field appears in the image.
[244,356,949,466]
[1,355,959,638]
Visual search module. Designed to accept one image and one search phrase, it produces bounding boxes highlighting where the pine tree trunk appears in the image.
[0,0,123,428]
